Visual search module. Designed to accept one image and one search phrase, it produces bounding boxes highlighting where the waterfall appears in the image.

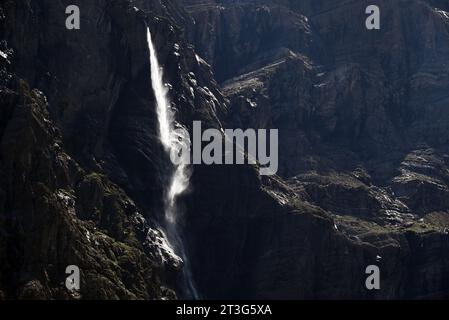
[147,28,199,299]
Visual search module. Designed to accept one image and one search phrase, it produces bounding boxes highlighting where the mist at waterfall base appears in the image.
[147,27,199,299]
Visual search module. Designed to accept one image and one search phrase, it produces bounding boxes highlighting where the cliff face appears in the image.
[0,0,185,299]
[0,58,179,300]
[182,0,449,299]
[1,0,449,300]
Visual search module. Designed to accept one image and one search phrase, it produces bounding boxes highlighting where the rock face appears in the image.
[0,72,178,299]
[182,0,449,299]
[0,0,226,299]
[1,0,449,300]
[0,0,191,299]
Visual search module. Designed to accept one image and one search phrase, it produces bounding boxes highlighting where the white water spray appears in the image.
[147,28,198,299]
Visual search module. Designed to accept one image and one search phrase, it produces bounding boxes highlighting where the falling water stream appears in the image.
[147,28,199,299]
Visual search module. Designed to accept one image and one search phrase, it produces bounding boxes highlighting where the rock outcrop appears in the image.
[1,0,449,300]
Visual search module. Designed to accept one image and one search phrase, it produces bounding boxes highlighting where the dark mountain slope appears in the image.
[0,0,449,299]
[183,0,449,298]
